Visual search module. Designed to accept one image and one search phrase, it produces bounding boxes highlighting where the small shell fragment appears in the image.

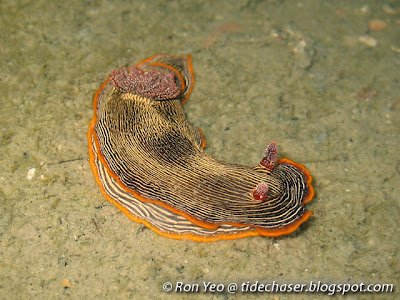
[382,5,397,16]
[359,35,377,47]
[26,168,37,180]
[368,19,387,31]
[61,278,72,288]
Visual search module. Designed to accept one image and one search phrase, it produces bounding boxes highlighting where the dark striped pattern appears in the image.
[91,133,254,238]
[88,55,313,240]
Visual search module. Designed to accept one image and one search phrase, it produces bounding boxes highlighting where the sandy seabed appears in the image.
[0,1,399,299]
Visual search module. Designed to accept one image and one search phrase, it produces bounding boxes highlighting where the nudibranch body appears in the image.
[88,54,314,241]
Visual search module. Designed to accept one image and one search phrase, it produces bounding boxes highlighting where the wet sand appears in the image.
[0,1,399,299]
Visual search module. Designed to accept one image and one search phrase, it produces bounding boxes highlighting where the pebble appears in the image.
[359,35,377,47]
[368,19,387,31]
[292,40,307,54]
[391,46,400,53]
[360,5,370,15]
[382,5,397,15]
[61,278,72,288]
[39,174,49,182]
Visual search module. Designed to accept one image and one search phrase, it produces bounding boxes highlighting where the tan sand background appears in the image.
[0,1,399,299]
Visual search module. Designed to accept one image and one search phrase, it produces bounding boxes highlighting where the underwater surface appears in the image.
[0,0,399,299]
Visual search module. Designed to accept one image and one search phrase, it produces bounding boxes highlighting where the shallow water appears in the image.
[0,0,399,299]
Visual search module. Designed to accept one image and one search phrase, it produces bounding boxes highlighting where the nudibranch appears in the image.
[88,55,314,242]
